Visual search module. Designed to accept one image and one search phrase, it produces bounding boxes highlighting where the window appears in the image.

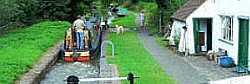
[221,16,233,41]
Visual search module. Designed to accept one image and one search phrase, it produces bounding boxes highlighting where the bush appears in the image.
[174,36,180,47]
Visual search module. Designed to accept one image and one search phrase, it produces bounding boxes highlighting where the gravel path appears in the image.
[137,32,208,84]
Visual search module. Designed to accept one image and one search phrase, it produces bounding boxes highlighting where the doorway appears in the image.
[238,18,249,69]
[193,18,213,53]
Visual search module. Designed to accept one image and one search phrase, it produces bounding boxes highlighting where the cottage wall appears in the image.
[171,20,185,37]
[213,0,250,66]
[170,20,186,46]
[185,0,250,67]
[185,0,215,54]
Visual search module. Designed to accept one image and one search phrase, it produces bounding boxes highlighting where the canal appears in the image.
[40,59,100,84]
[41,16,102,84]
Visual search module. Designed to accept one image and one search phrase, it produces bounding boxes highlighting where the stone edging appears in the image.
[15,41,63,84]
[99,31,120,84]
[99,57,120,84]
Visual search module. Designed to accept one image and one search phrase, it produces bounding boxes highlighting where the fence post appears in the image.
[66,75,79,84]
[128,72,134,84]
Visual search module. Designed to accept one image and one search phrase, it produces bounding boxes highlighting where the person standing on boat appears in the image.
[73,15,85,50]
[83,26,90,49]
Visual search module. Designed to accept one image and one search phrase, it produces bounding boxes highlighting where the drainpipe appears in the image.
[182,26,188,56]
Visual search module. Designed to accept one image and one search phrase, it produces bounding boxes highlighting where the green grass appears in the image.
[153,35,169,46]
[107,32,175,84]
[0,21,70,84]
[110,13,136,28]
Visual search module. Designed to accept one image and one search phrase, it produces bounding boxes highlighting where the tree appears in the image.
[155,0,186,33]
[0,0,20,26]
[156,0,170,33]
[38,0,70,21]
[0,0,111,30]
[156,0,168,9]
[16,0,39,25]
[67,0,96,22]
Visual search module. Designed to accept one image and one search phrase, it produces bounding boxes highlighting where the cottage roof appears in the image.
[171,0,207,22]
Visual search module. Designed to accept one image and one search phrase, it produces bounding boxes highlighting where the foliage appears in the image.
[156,0,169,9]
[0,21,70,84]
[110,13,136,28]
[161,0,187,24]
[0,0,37,26]
[16,0,39,25]
[0,0,97,30]
[154,35,169,46]
[37,0,70,21]
[174,36,180,46]
[137,1,158,30]
[95,0,110,20]
[107,32,176,84]
[0,1,16,21]
[67,0,96,19]
[121,1,159,32]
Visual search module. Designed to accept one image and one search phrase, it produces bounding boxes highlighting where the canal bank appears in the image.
[99,30,120,84]
[15,41,63,84]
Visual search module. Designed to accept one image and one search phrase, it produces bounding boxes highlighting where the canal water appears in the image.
[40,59,100,84]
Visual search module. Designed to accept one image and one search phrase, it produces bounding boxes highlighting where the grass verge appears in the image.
[110,13,136,28]
[0,21,70,84]
[107,32,175,84]
[153,35,169,46]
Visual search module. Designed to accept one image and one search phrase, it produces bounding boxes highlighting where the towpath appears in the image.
[137,32,208,84]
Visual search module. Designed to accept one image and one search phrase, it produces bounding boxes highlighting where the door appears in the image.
[193,18,200,53]
[193,18,212,53]
[238,19,249,69]
[207,19,213,50]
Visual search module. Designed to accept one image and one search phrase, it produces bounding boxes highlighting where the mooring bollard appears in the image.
[66,72,139,84]
[66,75,79,84]
[128,72,140,84]
[128,72,134,84]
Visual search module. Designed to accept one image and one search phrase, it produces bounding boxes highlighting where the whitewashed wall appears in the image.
[185,0,215,54]
[212,0,250,66]
[170,20,186,45]
[171,20,186,37]
[184,0,250,67]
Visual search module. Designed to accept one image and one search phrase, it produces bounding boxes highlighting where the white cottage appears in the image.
[170,0,250,70]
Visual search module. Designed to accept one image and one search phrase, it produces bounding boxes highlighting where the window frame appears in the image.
[221,16,233,41]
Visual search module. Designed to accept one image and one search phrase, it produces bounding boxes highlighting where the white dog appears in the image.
[115,25,124,34]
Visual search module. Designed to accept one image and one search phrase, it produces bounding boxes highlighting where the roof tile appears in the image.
[171,0,207,21]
